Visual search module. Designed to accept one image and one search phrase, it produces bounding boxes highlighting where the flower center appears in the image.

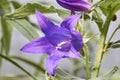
[56,40,71,52]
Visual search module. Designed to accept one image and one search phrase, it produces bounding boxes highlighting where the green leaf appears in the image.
[92,10,103,32]
[4,2,70,20]
[112,73,120,80]
[0,9,5,16]
[1,18,12,55]
[108,40,120,49]
[91,66,119,80]
[11,56,45,73]
[34,55,46,76]
[0,76,32,80]
[56,9,70,19]
[114,40,120,44]
[83,33,92,43]
[5,3,56,19]
[56,68,85,80]
[6,19,39,40]
[11,1,21,9]
[0,0,12,56]
[83,32,96,43]
[0,0,11,14]
[100,0,120,17]
[0,54,37,80]
[111,43,120,48]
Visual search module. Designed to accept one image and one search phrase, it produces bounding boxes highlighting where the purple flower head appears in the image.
[21,10,84,76]
[56,0,91,14]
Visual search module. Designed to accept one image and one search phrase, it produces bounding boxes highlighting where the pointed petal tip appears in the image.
[20,46,24,51]
[20,48,23,51]
[76,53,83,59]
[49,71,55,76]
[75,14,81,19]
[35,9,40,15]
[35,9,43,18]
[77,54,82,58]
[20,46,28,52]
[71,14,81,18]
[46,56,61,76]
[61,14,81,30]
[78,53,83,58]
[35,9,39,12]
[35,8,58,34]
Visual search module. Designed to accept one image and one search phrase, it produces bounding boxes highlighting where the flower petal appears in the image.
[64,45,82,58]
[20,37,54,55]
[56,0,91,12]
[46,55,61,76]
[46,27,71,46]
[36,10,58,34]
[71,31,84,51]
[61,14,81,31]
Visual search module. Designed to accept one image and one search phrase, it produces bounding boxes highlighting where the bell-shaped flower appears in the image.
[21,10,84,76]
[56,0,91,14]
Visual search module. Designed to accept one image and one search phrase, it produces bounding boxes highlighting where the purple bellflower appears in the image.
[21,10,84,76]
[56,0,91,14]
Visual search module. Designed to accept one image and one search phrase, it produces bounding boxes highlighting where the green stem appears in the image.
[93,9,103,32]
[104,25,120,52]
[0,18,4,54]
[0,19,3,68]
[92,17,111,78]
[0,54,37,80]
[83,45,90,80]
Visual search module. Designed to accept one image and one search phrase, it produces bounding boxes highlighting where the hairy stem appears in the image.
[83,45,90,80]
[92,17,111,78]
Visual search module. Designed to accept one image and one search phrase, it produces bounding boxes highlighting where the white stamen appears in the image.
[56,41,70,50]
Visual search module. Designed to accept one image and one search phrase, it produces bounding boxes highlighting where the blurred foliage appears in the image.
[100,0,120,17]
[0,0,120,80]
[0,76,33,80]
[0,0,12,56]
[4,2,70,19]
[7,19,39,40]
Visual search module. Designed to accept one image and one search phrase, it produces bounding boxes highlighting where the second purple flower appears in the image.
[56,0,91,13]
